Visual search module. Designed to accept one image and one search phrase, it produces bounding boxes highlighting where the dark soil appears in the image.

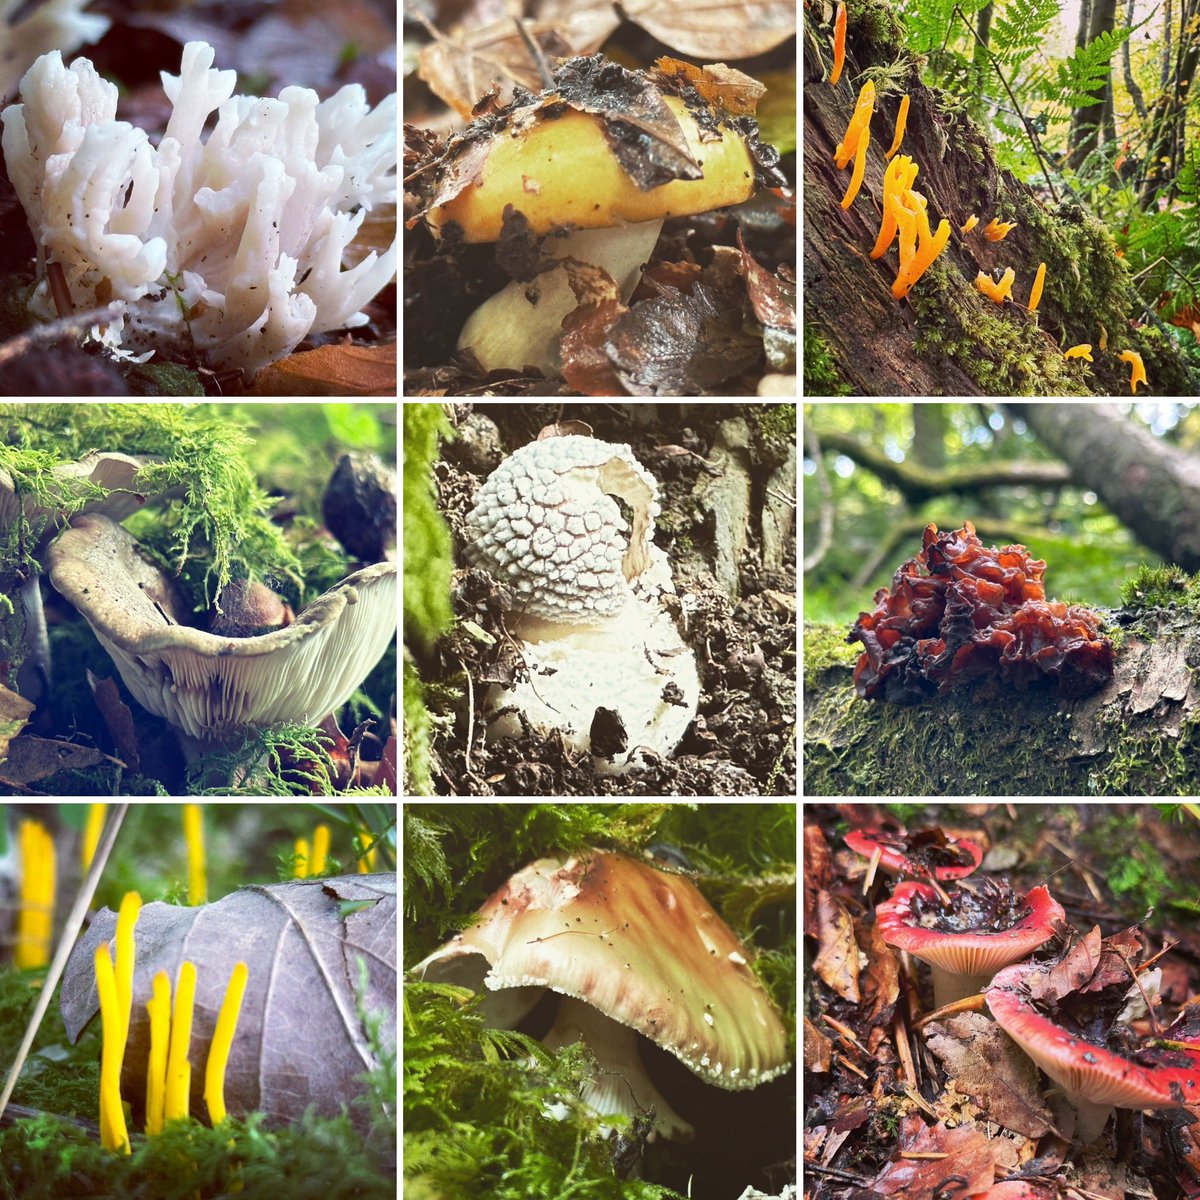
[425,402,797,796]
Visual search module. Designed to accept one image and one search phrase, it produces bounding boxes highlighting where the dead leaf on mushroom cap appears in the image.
[61,874,396,1132]
[1025,924,1145,1004]
[654,58,766,116]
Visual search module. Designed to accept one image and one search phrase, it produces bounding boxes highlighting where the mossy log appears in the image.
[804,610,1200,796]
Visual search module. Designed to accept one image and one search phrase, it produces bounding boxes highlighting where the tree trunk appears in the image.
[911,403,948,469]
[804,608,1200,797]
[1122,0,1147,119]
[1068,0,1118,171]
[970,2,995,115]
[1018,403,1200,570]
[1139,0,1200,206]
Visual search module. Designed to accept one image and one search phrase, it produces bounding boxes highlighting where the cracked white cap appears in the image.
[410,850,792,1097]
[464,435,661,624]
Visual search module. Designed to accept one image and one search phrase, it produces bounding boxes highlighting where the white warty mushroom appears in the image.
[464,435,699,773]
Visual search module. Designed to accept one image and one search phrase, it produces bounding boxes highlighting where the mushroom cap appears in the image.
[410,850,791,1090]
[876,882,1064,978]
[47,513,395,744]
[986,960,1200,1111]
[428,94,755,243]
[0,450,151,531]
[844,828,983,880]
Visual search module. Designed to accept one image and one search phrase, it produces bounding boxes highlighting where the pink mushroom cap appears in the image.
[844,828,983,881]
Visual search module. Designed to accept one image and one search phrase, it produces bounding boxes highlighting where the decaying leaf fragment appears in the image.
[812,889,861,1002]
[61,874,396,1131]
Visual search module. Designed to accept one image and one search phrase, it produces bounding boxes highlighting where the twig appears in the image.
[863,844,882,895]
[821,1013,869,1056]
[513,18,554,89]
[803,1163,869,1185]
[1114,946,1163,1035]
[0,804,129,1122]
[802,421,834,574]
[838,1055,869,1080]
[916,992,987,1030]
[458,655,475,774]
[0,302,126,367]
[893,1010,918,1089]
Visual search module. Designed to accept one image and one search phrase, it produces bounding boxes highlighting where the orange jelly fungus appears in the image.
[835,81,875,169]
[1118,349,1148,394]
[830,2,847,85]
[840,126,870,209]
[884,95,910,160]
[984,218,1017,241]
[1028,262,1046,314]
[960,214,979,234]
[1064,344,1094,362]
[975,268,1016,304]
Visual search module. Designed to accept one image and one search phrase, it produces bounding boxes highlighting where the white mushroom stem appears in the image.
[456,220,663,376]
[17,575,50,699]
[929,965,991,1010]
[1060,1089,1113,1144]
[541,994,692,1139]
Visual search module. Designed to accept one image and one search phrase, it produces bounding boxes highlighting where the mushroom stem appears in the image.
[17,573,50,701]
[456,220,664,376]
[929,964,989,1010]
[1066,1092,1114,1144]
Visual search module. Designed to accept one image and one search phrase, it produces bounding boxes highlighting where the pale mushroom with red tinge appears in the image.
[844,827,983,883]
[876,880,1065,1008]
[986,963,1200,1144]
[409,849,791,1140]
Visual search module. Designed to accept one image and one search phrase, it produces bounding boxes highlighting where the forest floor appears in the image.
[804,804,1200,1200]
[426,402,797,796]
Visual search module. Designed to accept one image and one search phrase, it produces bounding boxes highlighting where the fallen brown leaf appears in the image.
[620,0,796,60]
[0,683,34,762]
[869,1114,996,1199]
[0,735,123,786]
[86,671,140,773]
[813,889,861,1002]
[249,341,397,396]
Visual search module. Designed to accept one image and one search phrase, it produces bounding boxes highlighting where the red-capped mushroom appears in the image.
[877,880,1064,1009]
[408,849,791,1139]
[845,827,983,886]
[970,1183,1056,1199]
[986,963,1200,1144]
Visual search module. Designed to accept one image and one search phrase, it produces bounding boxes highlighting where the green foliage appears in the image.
[187,724,341,797]
[991,0,1062,69]
[403,405,453,652]
[899,0,983,55]
[1049,28,1133,109]
[403,656,436,797]
[803,325,852,396]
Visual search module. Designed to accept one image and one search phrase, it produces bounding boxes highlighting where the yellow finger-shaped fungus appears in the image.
[1064,344,1094,361]
[830,3,847,85]
[95,945,131,1153]
[835,80,875,169]
[165,961,197,1121]
[16,819,55,969]
[311,824,331,876]
[870,155,918,259]
[897,219,951,299]
[840,127,870,209]
[1028,262,1047,314]
[115,891,141,1052]
[960,215,979,233]
[1118,349,1148,394]
[146,970,171,1136]
[984,218,1017,241]
[884,95,910,161]
[82,804,106,872]
[183,804,207,906]
[975,268,1016,304]
[890,195,918,300]
[205,962,249,1125]
[294,837,309,879]
[357,828,377,873]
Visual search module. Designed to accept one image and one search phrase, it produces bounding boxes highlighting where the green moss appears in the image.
[124,361,206,397]
[803,326,852,395]
[803,620,861,690]
[403,406,454,652]
[1119,563,1199,610]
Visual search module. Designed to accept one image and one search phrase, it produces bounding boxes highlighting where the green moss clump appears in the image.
[803,326,852,395]
[803,620,861,691]
[402,405,454,651]
[1119,563,1199,610]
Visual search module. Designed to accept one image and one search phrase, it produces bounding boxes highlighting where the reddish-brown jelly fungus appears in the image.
[847,522,1115,702]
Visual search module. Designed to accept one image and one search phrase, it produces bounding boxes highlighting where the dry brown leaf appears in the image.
[803,1015,833,1074]
[813,889,860,1002]
[86,671,140,773]
[621,0,795,61]
[250,342,397,396]
[654,58,766,115]
[855,915,899,1025]
[869,1115,996,1198]
[61,874,396,1131]
[803,822,831,928]
[0,735,122,786]
[0,683,34,762]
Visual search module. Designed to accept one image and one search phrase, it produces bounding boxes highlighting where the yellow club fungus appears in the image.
[15,819,55,969]
[146,970,171,1136]
[984,218,1017,241]
[205,962,249,1125]
[890,195,918,299]
[898,218,951,299]
[975,268,1016,304]
[882,183,950,299]
[960,215,979,233]
[183,804,206,906]
[82,804,106,872]
[95,945,131,1153]
[884,95,910,161]
[1118,349,1148,394]
[840,127,870,209]
[357,828,377,873]
[114,891,140,1051]
[311,824,331,876]
[165,961,197,1121]
[870,155,918,259]
[830,2,847,85]
[1028,262,1047,314]
[835,80,875,169]
[1064,344,1094,361]
[294,837,309,879]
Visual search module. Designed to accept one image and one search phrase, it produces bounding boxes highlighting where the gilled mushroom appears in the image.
[46,513,395,752]
[876,879,1064,1008]
[844,827,983,885]
[409,850,791,1139]
[986,961,1200,1144]
[418,54,781,376]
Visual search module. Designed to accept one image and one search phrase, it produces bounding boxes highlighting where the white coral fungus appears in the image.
[1,0,108,98]
[1,41,396,374]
